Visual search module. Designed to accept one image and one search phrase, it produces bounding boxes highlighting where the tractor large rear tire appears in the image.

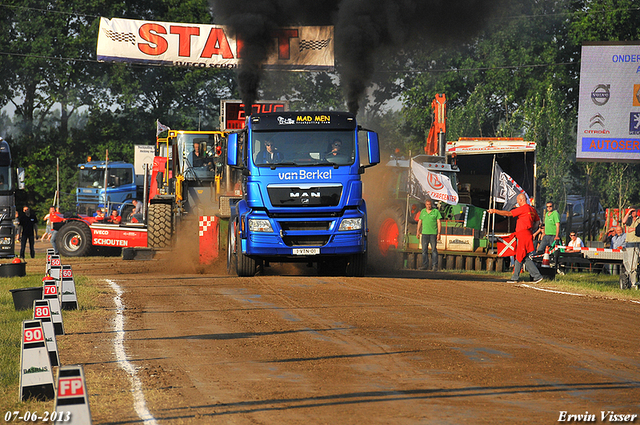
[373,206,405,258]
[148,203,173,248]
[58,222,93,257]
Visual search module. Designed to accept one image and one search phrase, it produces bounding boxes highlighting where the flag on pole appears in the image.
[464,205,487,231]
[492,163,530,210]
[156,120,170,137]
[409,159,458,205]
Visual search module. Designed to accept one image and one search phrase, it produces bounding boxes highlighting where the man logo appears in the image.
[289,191,320,198]
[591,84,610,106]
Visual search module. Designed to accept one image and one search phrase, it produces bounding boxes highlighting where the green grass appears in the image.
[542,272,640,300]
[442,267,640,301]
[0,271,100,412]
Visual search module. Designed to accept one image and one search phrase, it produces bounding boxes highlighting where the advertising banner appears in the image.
[90,224,147,248]
[577,42,640,162]
[97,17,334,70]
[409,160,459,205]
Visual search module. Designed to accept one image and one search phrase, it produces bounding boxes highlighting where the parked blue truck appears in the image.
[76,160,140,218]
[226,111,380,276]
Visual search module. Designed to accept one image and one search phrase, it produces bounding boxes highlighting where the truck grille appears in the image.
[267,185,342,207]
[280,221,331,231]
[282,235,330,247]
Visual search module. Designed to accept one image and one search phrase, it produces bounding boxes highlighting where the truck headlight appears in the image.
[248,219,274,233]
[339,218,362,231]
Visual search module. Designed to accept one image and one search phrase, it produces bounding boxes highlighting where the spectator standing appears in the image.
[610,226,627,250]
[18,206,37,259]
[622,207,640,289]
[416,199,442,271]
[604,226,626,275]
[13,210,20,243]
[41,209,53,241]
[537,201,561,253]
[48,206,64,255]
[488,193,544,284]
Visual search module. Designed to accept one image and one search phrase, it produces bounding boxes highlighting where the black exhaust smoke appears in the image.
[211,0,500,115]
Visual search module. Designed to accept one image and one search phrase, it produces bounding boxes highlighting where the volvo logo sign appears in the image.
[591,84,610,106]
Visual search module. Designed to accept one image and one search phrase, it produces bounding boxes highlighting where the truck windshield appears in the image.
[78,167,132,188]
[0,166,12,191]
[179,133,215,180]
[78,169,104,188]
[252,130,355,166]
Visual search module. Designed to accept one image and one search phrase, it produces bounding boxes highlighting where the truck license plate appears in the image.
[293,248,320,255]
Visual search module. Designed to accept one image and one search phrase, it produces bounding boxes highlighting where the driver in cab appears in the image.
[324,139,345,160]
[258,141,283,164]
[191,141,213,169]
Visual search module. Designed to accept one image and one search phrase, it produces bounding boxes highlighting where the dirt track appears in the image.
[58,253,640,424]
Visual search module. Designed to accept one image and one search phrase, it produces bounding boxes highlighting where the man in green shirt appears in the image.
[416,199,442,271]
[537,201,561,253]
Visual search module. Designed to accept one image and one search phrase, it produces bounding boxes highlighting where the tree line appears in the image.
[0,0,639,227]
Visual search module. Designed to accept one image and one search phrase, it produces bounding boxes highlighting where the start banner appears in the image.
[97,17,334,70]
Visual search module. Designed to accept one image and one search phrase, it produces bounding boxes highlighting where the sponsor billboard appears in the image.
[577,42,640,162]
[96,17,334,71]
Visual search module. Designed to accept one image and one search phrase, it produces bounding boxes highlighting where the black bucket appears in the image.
[10,287,43,310]
[0,262,27,277]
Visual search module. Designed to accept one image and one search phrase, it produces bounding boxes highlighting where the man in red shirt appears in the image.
[488,193,544,283]
[47,206,65,255]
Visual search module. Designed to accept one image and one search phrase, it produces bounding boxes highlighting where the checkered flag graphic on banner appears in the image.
[299,39,331,51]
[103,29,136,45]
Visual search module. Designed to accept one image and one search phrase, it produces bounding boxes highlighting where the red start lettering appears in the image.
[201,28,235,59]
[170,26,200,57]
[138,23,168,56]
[137,24,299,61]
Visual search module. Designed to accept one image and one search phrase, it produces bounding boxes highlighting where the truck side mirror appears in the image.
[366,131,380,166]
[227,133,239,167]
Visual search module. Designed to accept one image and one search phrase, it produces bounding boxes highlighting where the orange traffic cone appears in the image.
[542,247,551,268]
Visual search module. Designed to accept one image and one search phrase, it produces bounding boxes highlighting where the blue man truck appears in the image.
[226,111,380,277]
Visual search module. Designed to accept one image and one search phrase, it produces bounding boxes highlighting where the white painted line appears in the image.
[107,279,158,425]
[520,283,640,304]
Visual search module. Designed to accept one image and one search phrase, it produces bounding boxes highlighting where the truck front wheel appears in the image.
[227,220,237,275]
[347,252,367,277]
[235,220,258,277]
[58,222,92,257]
